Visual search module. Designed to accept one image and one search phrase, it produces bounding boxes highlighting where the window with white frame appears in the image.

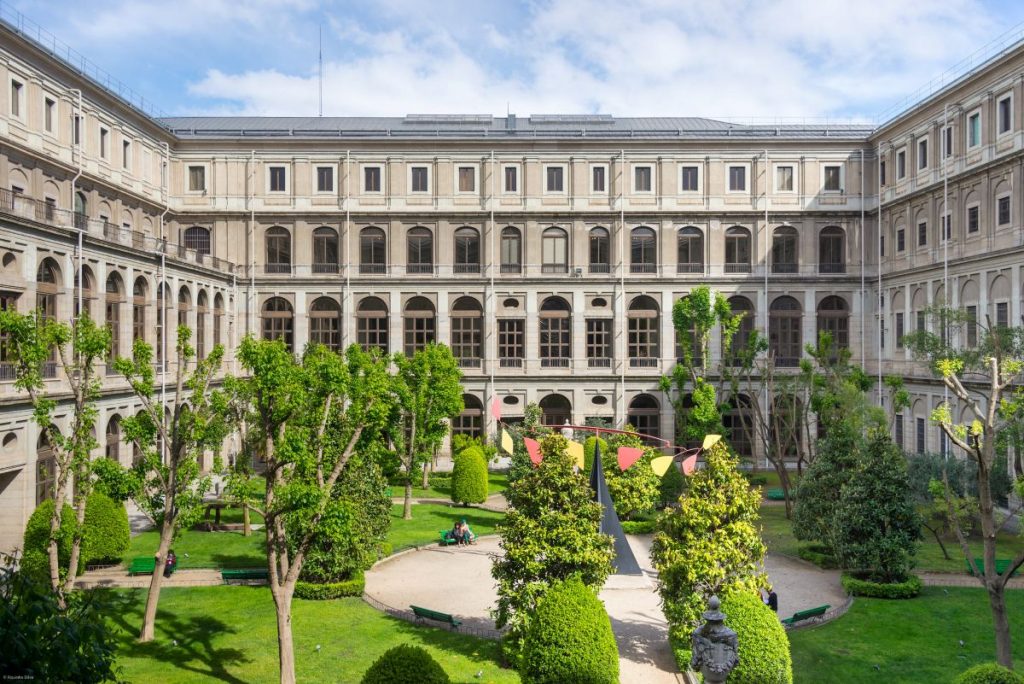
[268,165,287,193]
[998,94,1013,135]
[776,165,794,192]
[592,165,607,193]
[316,166,334,193]
[967,111,981,148]
[998,195,1011,226]
[823,164,842,192]
[896,149,906,179]
[409,165,429,193]
[44,97,56,133]
[727,165,746,192]
[503,165,518,193]
[364,165,382,193]
[9,78,22,118]
[457,165,476,193]
[917,139,928,169]
[633,165,652,193]
[188,165,206,193]
[545,165,565,193]
[680,165,699,192]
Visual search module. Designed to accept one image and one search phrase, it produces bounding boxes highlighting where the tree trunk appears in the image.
[139,516,174,642]
[421,461,430,490]
[777,466,794,519]
[243,503,251,537]
[989,585,1013,669]
[272,584,296,684]
[923,523,952,560]
[48,480,67,605]
[978,445,1014,669]
[403,478,413,520]
[62,486,89,596]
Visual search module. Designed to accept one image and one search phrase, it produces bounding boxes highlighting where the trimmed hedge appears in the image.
[22,499,79,584]
[360,644,450,684]
[451,447,488,505]
[82,492,130,565]
[797,543,839,569]
[841,573,921,599]
[294,574,365,600]
[621,520,656,534]
[954,663,1024,684]
[521,576,619,684]
[720,590,793,684]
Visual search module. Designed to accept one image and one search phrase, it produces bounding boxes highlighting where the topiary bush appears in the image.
[82,492,130,565]
[21,499,79,584]
[954,663,1024,684]
[360,644,450,684]
[451,446,488,505]
[720,590,793,684]
[841,573,921,599]
[521,576,619,684]
[294,574,365,600]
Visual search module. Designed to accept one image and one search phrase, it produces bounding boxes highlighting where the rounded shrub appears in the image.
[521,576,619,684]
[583,436,609,475]
[720,590,792,684]
[82,492,130,565]
[22,498,79,583]
[451,446,488,505]
[954,663,1024,684]
[360,644,450,684]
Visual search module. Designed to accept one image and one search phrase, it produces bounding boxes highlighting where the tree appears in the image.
[791,418,861,547]
[492,434,613,662]
[905,310,1024,668]
[0,310,108,607]
[451,445,488,505]
[391,344,463,520]
[113,326,229,642]
[231,339,392,684]
[651,439,767,642]
[506,402,549,484]
[603,429,660,520]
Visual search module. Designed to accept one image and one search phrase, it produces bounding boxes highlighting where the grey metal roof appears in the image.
[157,115,875,141]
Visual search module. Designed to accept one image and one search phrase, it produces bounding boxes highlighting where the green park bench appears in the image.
[221,568,269,583]
[765,488,786,501]
[781,604,830,627]
[965,559,1020,577]
[438,530,457,546]
[128,557,156,576]
[411,605,462,629]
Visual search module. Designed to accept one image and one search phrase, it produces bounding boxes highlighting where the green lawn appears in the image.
[107,586,518,684]
[389,503,505,551]
[758,503,802,558]
[122,529,267,570]
[790,586,1024,682]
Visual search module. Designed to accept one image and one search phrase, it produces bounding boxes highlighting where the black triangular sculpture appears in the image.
[589,440,643,575]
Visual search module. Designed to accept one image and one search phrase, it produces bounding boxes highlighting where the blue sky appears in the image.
[12,0,1024,121]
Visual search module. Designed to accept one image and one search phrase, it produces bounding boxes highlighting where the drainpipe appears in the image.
[249,150,256,337]
[159,142,170,456]
[70,89,83,325]
[860,148,865,369]
[877,144,883,404]
[942,105,952,457]
[619,149,626,426]
[762,149,769,471]
[489,150,496,434]
[344,149,350,346]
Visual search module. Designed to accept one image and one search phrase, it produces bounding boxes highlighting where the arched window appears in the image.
[262,297,294,351]
[723,395,754,458]
[407,227,434,274]
[105,272,123,364]
[357,297,388,354]
[265,227,291,274]
[589,227,610,273]
[178,286,191,330]
[214,293,224,348]
[819,226,845,274]
[360,227,387,274]
[724,226,751,273]
[453,394,483,440]
[196,290,208,360]
[628,295,660,367]
[539,296,571,367]
[309,297,342,351]
[772,226,798,274]
[36,259,60,321]
[725,296,754,364]
[105,415,122,463]
[450,296,483,366]
[403,296,435,355]
[74,191,88,229]
[539,393,572,427]
[630,226,657,273]
[769,296,802,367]
[132,277,147,346]
[453,227,480,274]
[677,226,703,273]
[628,394,660,440]
[542,227,568,273]
[312,227,339,274]
[184,226,211,256]
[771,394,803,461]
[74,265,96,319]
[816,296,849,350]
[500,226,522,273]
[36,432,57,505]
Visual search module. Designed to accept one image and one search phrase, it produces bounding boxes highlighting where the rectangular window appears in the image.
[317,166,334,192]
[896,227,905,252]
[896,313,904,349]
[880,234,885,257]
[592,166,606,193]
[918,139,928,169]
[823,165,841,191]
[918,221,927,246]
[504,166,518,192]
[896,149,906,179]
[943,126,953,158]
[999,96,1013,134]
[776,165,794,192]
[880,320,886,349]
[916,417,926,454]
[586,319,613,366]
[634,166,652,192]
[728,166,746,192]
[894,414,904,449]
[458,166,476,192]
[410,166,428,193]
[269,166,287,192]
[681,165,699,192]
[364,166,381,192]
[546,166,564,192]
[967,205,979,233]
[917,311,926,334]
[44,97,55,132]
[188,166,205,192]
[942,214,951,240]
[968,112,981,147]
[10,79,21,117]
[879,161,886,186]
[122,140,131,169]
[73,115,81,145]
[997,302,1009,328]
[966,305,978,347]
[99,127,109,159]
[498,319,524,364]
[998,196,1011,225]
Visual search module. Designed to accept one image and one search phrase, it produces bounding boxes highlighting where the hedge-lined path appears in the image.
[74,567,224,589]
[919,572,1024,589]
[762,553,846,619]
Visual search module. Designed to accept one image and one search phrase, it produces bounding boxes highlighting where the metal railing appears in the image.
[540,357,570,368]
[676,263,703,274]
[588,357,612,368]
[453,263,481,274]
[457,357,482,369]
[772,263,798,274]
[499,358,523,368]
[630,357,659,368]
[499,263,521,274]
[312,262,340,274]
[589,263,611,274]
[724,263,752,273]
[630,263,657,274]
[406,264,435,275]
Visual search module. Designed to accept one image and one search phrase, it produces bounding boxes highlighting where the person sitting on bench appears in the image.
[452,519,475,546]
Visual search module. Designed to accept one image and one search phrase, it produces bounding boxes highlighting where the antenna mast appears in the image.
[318,24,323,117]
